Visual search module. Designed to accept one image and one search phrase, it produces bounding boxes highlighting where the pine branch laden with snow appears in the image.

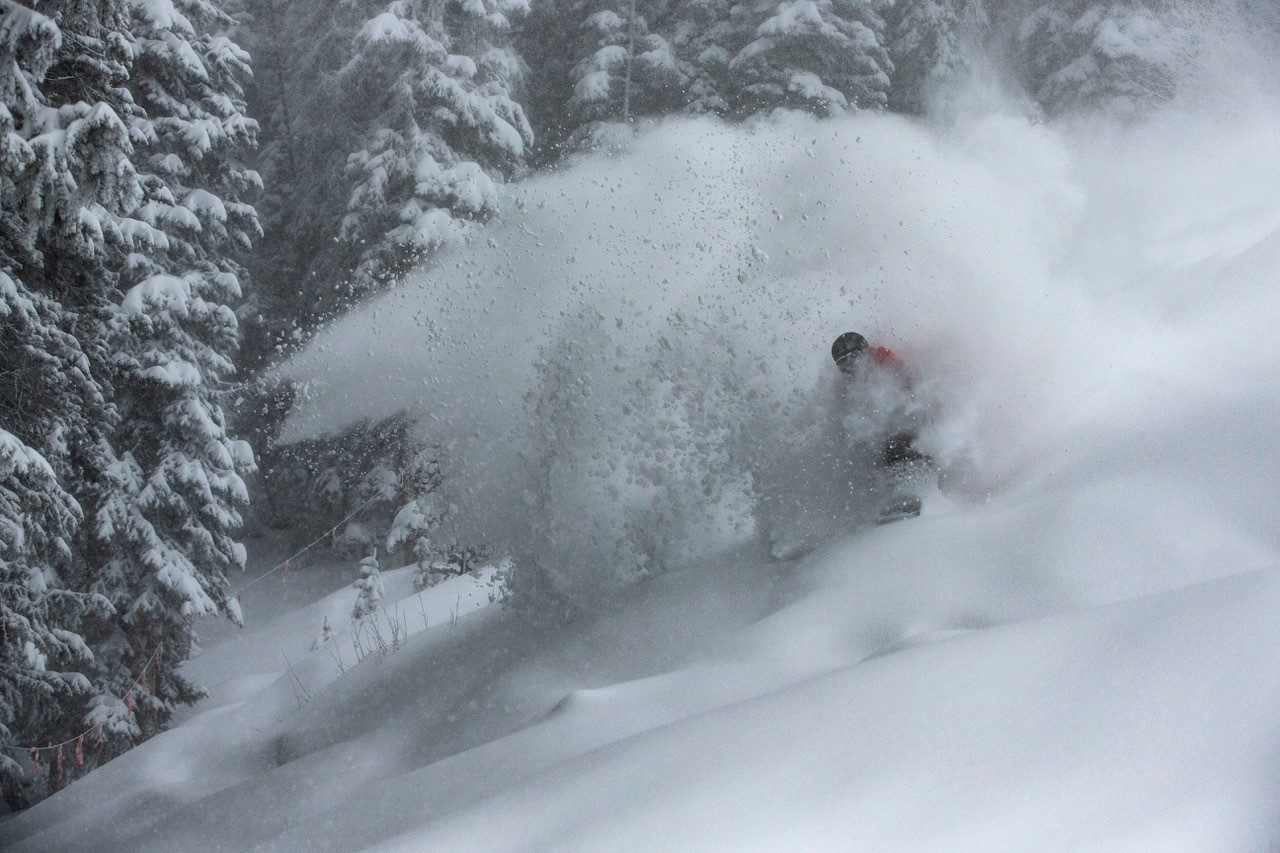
[0,428,100,806]
[729,0,894,115]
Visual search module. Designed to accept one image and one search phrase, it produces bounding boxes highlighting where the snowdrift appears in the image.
[6,93,1280,849]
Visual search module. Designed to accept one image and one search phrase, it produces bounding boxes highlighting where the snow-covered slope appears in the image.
[0,557,503,851]
[5,506,1279,850]
[5,96,1280,850]
[375,571,1280,852]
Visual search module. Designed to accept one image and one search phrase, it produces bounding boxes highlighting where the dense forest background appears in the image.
[1,0,1276,809]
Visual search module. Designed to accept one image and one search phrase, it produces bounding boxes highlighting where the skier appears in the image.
[830,332,930,523]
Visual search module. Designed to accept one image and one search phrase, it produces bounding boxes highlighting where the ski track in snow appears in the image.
[5,99,1280,850]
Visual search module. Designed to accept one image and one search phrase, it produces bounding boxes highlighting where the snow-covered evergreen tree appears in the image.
[1,17,103,801]
[237,0,360,363]
[887,0,989,113]
[0,0,139,803]
[728,0,894,115]
[1010,0,1179,116]
[254,413,417,543]
[664,0,736,115]
[522,0,896,150]
[386,450,447,586]
[336,0,532,296]
[561,0,685,146]
[351,550,384,620]
[0,429,98,807]
[0,0,138,515]
[86,0,259,752]
[384,447,478,588]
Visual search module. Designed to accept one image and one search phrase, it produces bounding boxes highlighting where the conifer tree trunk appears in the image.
[621,0,636,122]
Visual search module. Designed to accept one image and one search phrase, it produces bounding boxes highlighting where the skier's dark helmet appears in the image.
[832,332,869,373]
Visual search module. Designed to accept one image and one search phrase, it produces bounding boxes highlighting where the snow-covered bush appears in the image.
[386,448,487,589]
[352,551,384,620]
[311,615,336,650]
